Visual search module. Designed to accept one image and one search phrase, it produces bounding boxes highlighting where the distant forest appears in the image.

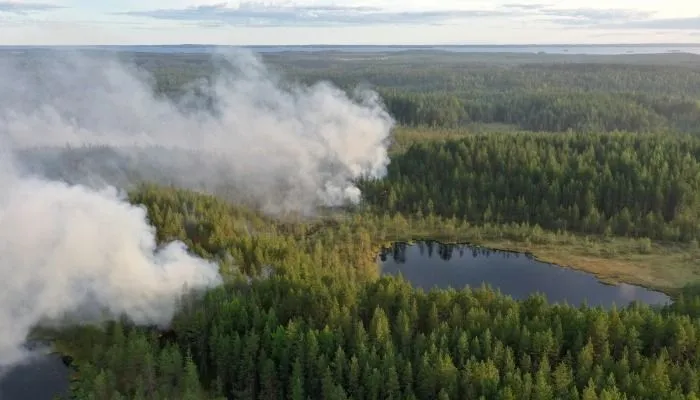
[114,50,700,134]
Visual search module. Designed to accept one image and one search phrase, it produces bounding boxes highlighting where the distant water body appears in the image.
[379,242,671,309]
[2,44,700,55]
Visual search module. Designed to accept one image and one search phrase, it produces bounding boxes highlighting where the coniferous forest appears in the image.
[359,133,700,241]
[53,186,700,400]
[14,49,700,399]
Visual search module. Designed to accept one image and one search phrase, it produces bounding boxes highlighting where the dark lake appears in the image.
[0,355,70,400]
[379,241,671,308]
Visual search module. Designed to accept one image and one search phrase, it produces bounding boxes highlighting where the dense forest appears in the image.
[8,49,700,399]
[63,278,700,400]
[379,90,700,133]
[359,132,700,242]
[115,50,700,133]
[49,185,700,400]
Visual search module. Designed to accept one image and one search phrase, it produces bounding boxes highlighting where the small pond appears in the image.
[379,241,671,308]
[0,355,71,400]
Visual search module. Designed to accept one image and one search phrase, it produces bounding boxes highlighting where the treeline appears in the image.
[279,56,700,97]
[380,90,700,133]
[112,51,700,134]
[360,132,700,242]
[281,54,700,133]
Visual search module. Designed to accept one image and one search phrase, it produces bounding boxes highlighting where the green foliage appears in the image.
[360,132,700,242]
[62,268,700,399]
[47,183,700,400]
[127,50,700,134]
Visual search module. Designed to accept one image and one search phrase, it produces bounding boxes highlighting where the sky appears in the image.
[0,0,699,45]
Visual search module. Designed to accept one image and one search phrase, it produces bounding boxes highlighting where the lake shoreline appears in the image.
[377,235,687,297]
[379,240,672,308]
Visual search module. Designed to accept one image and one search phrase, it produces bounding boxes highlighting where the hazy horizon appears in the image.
[2,42,700,57]
[1,42,700,47]
[1,1,699,46]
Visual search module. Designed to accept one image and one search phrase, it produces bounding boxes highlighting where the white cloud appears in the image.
[0,1,63,13]
[1,1,700,44]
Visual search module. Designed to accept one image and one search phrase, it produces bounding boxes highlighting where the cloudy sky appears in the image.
[0,0,698,45]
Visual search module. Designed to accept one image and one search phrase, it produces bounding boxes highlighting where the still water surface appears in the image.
[0,354,70,400]
[380,241,671,308]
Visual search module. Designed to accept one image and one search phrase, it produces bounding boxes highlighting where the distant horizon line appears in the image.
[1,42,700,48]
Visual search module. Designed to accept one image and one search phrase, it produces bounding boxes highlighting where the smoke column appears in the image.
[0,49,394,369]
[0,171,223,368]
[4,49,394,214]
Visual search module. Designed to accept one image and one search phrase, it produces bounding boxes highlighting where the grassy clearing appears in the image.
[476,239,700,294]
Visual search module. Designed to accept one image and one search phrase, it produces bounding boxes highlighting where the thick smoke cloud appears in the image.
[0,49,393,369]
[4,49,394,214]
[0,172,223,368]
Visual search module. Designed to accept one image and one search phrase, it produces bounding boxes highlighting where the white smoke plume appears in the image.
[0,171,223,368]
[0,49,393,369]
[5,49,394,214]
